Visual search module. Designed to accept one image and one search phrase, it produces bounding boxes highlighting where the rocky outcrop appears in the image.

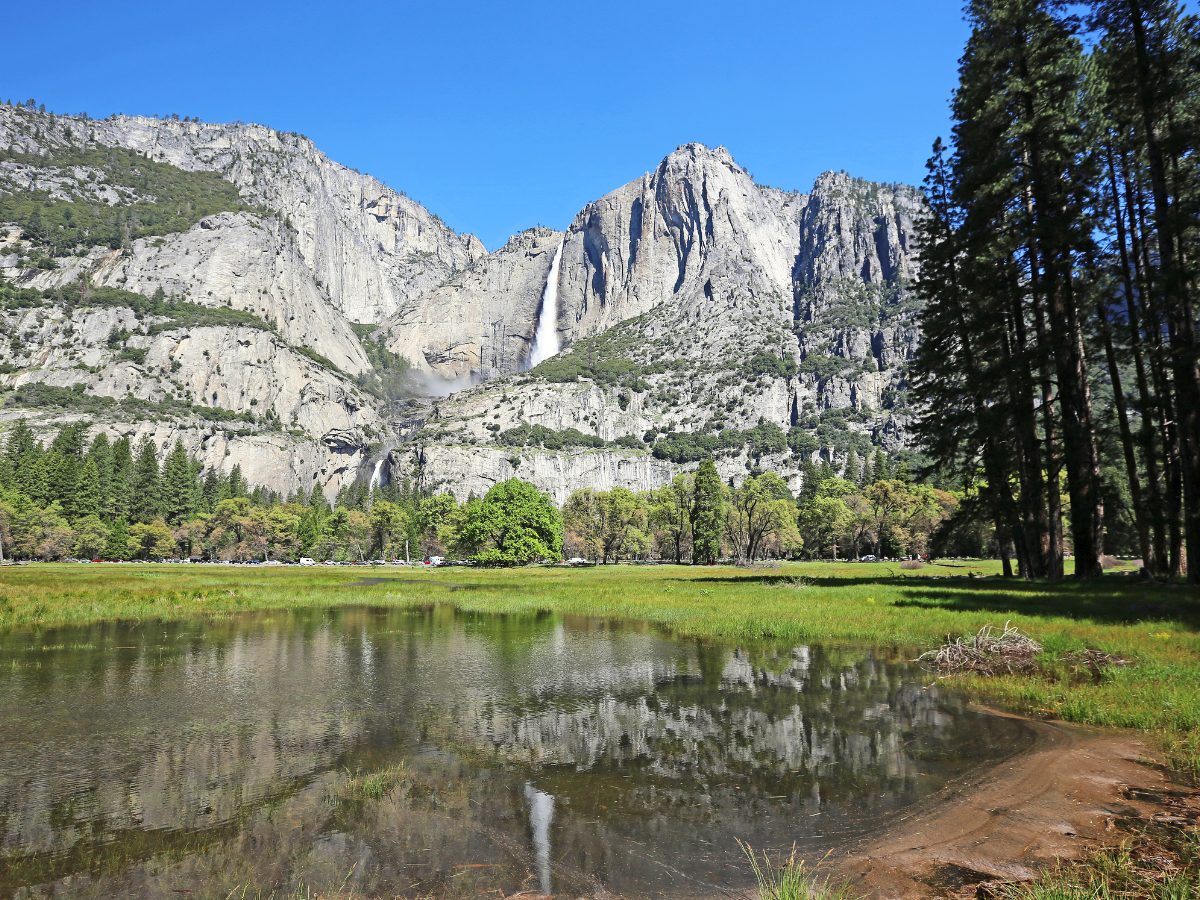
[7,213,371,376]
[412,144,923,488]
[382,227,564,379]
[395,443,677,506]
[0,298,387,494]
[556,144,797,343]
[0,107,486,324]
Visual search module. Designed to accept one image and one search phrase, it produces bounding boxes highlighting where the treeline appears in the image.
[562,451,957,564]
[0,279,274,332]
[913,0,1200,581]
[0,416,947,564]
[0,419,285,560]
[0,419,566,564]
[494,417,912,470]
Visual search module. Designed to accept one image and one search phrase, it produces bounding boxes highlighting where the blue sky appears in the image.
[2,0,969,249]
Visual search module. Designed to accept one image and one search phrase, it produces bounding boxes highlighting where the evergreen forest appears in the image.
[912,0,1200,582]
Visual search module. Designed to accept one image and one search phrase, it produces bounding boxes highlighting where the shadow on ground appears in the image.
[679,573,1200,630]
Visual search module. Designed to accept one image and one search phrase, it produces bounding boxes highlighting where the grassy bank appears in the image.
[1,559,1197,778]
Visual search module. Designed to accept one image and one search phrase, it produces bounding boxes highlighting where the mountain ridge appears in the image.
[0,104,924,501]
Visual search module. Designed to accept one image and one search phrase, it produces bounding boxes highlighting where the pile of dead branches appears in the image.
[916,622,1043,676]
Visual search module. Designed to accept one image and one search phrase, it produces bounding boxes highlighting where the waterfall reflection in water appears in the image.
[0,604,1035,899]
[524,783,556,894]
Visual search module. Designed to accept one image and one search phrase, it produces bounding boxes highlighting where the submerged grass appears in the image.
[326,763,411,803]
[0,559,1198,778]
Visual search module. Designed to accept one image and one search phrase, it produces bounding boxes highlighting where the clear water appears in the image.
[0,605,1034,899]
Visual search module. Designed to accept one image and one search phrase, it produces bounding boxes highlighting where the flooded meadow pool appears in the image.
[0,606,1035,898]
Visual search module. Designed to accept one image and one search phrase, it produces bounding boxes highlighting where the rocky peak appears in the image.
[0,107,486,324]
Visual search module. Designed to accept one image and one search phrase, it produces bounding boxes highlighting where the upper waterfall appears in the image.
[524,239,565,369]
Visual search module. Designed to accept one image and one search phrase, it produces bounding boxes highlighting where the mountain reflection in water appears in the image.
[0,605,1033,899]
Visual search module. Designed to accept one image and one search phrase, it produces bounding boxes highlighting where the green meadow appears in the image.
[1,559,1197,780]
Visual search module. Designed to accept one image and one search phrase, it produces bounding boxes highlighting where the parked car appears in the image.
[298,557,316,566]
[860,554,878,562]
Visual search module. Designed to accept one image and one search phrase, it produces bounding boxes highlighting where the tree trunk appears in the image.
[1117,150,1168,573]
[1125,0,1200,582]
[1032,297,1066,579]
[1023,123,1103,578]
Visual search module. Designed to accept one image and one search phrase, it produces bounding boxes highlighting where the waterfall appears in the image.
[368,446,394,491]
[525,240,564,369]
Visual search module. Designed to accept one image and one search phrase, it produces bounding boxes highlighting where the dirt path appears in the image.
[834,707,1198,898]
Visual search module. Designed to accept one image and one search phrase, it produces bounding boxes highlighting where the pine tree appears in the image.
[109,437,133,520]
[690,458,725,565]
[129,437,162,524]
[1089,0,1200,581]
[845,449,861,487]
[189,459,204,516]
[45,451,79,515]
[50,423,86,457]
[228,464,247,499]
[104,518,130,561]
[161,440,195,526]
[309,483,328,511]
[87,434,113,515]
[21,455,50,506]
[201,468,220,513]
[872,450,889,484]
[73,459,102,521]
[5,419,37,465]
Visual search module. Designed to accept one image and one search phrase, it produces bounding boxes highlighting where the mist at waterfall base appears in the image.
[406,369,481,397]
[524,239,565,370]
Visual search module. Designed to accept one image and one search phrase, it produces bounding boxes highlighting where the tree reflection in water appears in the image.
[0,606,1034,899]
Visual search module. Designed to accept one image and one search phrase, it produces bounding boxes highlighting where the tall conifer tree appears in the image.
[690,458,725,565]
[130,437,162,524]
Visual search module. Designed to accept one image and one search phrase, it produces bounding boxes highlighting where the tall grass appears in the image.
[995,846,1200,900]
[739,842,857,900]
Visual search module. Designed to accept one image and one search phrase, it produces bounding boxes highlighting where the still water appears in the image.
[0,605,1033,899]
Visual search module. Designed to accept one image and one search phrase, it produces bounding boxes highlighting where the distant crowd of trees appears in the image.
[0,419,565,564]
[561,451,958,565]
[913,0,1200,581]
[0,417,956,565]
[0,144,253,258]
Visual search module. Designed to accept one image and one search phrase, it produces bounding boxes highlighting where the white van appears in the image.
[298,557,316,566]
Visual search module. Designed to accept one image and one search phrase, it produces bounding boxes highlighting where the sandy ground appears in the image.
[833,706,1199,898]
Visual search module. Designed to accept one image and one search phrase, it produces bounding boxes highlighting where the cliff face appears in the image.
[0,106,431,493]
[0,102,922,499]
[0,107,486,324]
[8,213,371,376]
[399,145,924,500]
[382,227,564,380]
[555,144,797,342]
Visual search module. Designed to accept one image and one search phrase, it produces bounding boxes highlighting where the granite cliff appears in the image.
[385,144,923,500]
[0,103,922,499]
